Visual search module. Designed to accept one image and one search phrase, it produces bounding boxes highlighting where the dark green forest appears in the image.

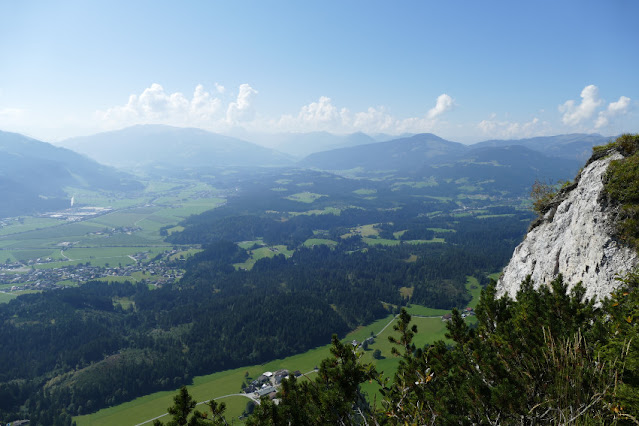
[0,163,534,423]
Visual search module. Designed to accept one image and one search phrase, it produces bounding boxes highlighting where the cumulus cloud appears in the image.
[98,83,226,128]
[98,86,460,136]
[427,94,454,119]
[595,95,631,128]
[559,85,603,126]
[275,93,454,134]
[226,84,258,124]
[477,114,544,139]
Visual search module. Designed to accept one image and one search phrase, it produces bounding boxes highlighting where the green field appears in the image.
[353,189,377,195]
[0,292,17,303]
[0,180,227,277]
[302,238,338,247]
[76,277,484,425]
[0,217,64,236]
[233,245,294,270]
[363,237,400,246]
[288,207,341,216]
[285,192,326,203]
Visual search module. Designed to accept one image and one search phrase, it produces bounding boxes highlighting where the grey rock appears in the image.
[496,151,638,301]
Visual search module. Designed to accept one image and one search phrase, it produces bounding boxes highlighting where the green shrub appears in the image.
[602,134,639,251]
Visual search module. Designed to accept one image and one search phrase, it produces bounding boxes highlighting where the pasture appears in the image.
[285,192,326,203]
[302,238,338,247]
[233,245,294,270]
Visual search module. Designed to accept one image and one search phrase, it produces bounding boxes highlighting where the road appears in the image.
[134,393,258,426]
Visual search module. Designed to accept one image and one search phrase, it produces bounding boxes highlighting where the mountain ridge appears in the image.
[58,124,294,170]
[0,130,142,217]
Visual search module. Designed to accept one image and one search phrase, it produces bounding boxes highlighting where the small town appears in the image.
[0,248,191,292]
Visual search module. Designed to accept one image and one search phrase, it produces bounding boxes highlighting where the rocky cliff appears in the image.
[496,149,638,301]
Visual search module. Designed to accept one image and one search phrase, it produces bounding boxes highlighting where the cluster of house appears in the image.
[350,336,375,349]
[0,249,192,290]
[87,226,142,236]
[441,307,475,321]
[244,369,304,400]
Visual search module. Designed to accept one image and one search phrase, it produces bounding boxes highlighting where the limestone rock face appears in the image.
[496,152,638,301]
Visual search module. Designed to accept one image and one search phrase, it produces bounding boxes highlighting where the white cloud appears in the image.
[98,83,229,129]
[477,115,544,139]
[215,83,225,94]
[351,106,397,133]
[595,95,631,129]
[226,84,258,124]
[559,85,603,126]
[427,94,454,119]
[274,93,454,134]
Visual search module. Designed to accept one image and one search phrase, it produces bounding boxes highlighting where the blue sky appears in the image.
[0,0,637,143]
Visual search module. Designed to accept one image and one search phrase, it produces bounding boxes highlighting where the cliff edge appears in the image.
[496,146,638,301]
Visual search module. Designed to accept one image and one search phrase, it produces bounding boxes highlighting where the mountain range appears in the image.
[0,125,617,217]
[0,130,141,217]
[59,125,294,170]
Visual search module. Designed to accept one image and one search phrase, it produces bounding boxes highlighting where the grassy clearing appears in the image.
[0,217,64,236]
[404,238,445,244]
[465,276,482,309]
[404,305,450,317]
[363,237,400,246]
[477,214,516,219]
[487,271,502,282]
[353,189,377,195]
[234,245,294,271]
[392,230,406,239]
[302,238,337,247]
[168,249,203,261]
[399,286,413,299]
[236,240,264,250]
[288,207,341,216]
[0,292,17,303]
[357,224,379,237]
[285,192,326,203]
[391,178,438,190]
[428,227,455,233]
[0,289,40,304]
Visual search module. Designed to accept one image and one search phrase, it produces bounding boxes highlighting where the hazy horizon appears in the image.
[1,1,637,144]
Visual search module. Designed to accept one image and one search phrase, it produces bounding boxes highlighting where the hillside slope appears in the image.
[0,130,141,217]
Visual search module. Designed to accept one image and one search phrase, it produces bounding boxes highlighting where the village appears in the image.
[0,248,191,293]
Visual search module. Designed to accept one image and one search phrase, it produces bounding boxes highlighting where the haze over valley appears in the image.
[0,1,637,425]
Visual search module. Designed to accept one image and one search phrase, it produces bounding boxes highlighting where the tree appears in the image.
[153,386,228,426]
[247,335,379,425]
[372,349,382,360]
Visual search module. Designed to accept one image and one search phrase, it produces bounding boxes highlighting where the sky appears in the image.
[0,0,637,144]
